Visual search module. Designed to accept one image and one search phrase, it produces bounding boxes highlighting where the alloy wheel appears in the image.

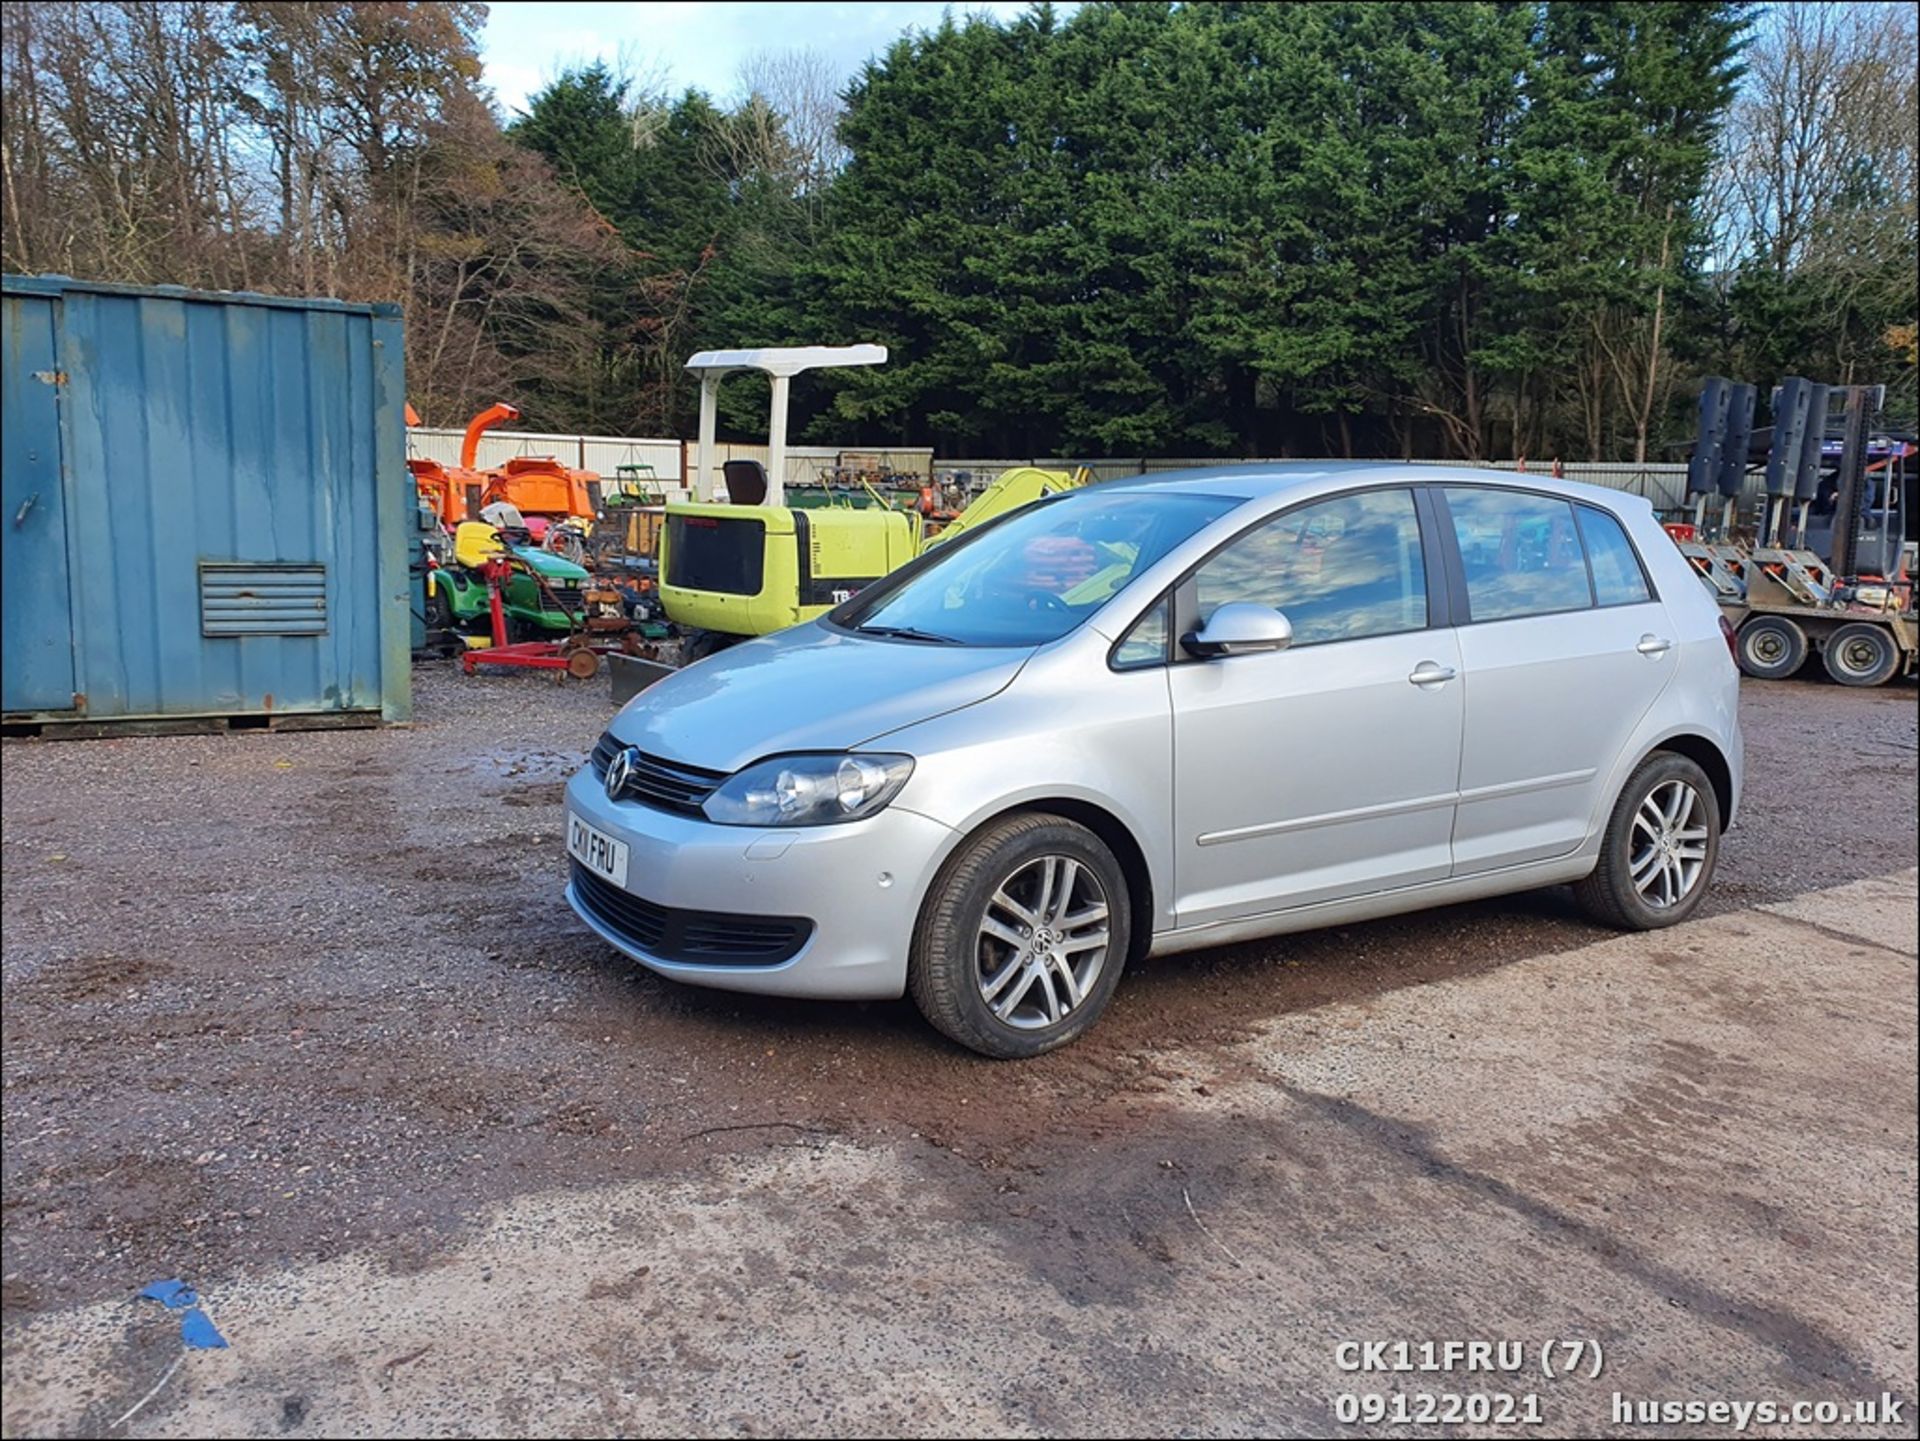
[974,855,1112,1030]
[1629,779,1710,910]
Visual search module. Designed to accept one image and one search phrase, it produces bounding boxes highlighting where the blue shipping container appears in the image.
[2,275,410,728]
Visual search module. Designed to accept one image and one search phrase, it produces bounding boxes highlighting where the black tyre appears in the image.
[1821,622,1900,687]
[909,813,1131,1059]
[681,628,735,663]
[1574,752,1721,930]
[422,588,466,656]
[1735,615,1807,680]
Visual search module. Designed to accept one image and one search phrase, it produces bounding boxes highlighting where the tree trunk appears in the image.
[1632,203,1676,465]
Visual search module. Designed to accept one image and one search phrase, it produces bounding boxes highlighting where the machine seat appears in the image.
[453,520,505,569]
[723,460,769,507]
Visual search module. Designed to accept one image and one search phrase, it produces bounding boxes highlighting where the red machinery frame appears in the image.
[460,555,619,680]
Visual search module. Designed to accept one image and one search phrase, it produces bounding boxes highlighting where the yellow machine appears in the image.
[658,344,1086,655]
[661,466,1085,655]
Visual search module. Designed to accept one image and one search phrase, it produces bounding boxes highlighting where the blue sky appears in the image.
[479,1,1073,117]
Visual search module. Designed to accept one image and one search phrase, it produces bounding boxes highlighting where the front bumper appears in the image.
[563,767,957,999]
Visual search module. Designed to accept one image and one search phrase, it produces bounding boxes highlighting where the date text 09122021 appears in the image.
[1334,1392,1546,1426]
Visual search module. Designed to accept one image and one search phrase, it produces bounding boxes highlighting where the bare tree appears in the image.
[3,2,259,287]
[735,46,846,213]
[1715,1,1919,276]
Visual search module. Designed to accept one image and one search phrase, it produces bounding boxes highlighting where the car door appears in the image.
[1167,487,1464,928]
[1437,486,1677,874]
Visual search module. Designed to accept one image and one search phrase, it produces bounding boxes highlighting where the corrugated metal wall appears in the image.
[1,276,410,728]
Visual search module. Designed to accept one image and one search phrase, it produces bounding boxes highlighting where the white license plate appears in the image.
[568,814,629,888]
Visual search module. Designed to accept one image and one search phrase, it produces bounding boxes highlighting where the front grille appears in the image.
[571,863,811,965]
[589,732,725,817]
[538,585,583,614]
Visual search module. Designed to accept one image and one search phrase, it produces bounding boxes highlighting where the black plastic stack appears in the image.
[1687,378,1730,496]
[1766,377,1813,497]
[1718,383,1757,498]
[1793,382,1831,503]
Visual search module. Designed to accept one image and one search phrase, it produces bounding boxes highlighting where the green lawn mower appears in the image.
[428,518,594,644]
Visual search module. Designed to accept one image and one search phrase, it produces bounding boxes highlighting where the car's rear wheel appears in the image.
[1735,615,1807,679]
[1574,752,1721,930]
[909,813,1130,1059]
[1821,622,1900,687]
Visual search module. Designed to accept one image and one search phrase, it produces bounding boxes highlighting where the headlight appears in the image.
[702,753,915,827]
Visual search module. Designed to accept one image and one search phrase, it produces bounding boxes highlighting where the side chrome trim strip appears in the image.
[1195,768,1595,847]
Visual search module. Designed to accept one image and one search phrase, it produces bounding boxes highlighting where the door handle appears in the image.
[1408,662,1457,687]
[1636,635,1673,657]
[12,491,38,527]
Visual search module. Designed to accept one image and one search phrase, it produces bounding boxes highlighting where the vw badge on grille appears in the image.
[605,746,637,801]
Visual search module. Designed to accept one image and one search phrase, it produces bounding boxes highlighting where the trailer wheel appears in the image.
[1736,616,1807,680]
[1822,622,1900,687]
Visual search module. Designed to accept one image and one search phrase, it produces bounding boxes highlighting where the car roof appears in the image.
[1098,461,1645,513]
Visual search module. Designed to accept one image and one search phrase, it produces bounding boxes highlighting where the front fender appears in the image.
[876,664,1176,934]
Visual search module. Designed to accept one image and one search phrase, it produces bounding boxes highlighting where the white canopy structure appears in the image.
[685,344,888,505]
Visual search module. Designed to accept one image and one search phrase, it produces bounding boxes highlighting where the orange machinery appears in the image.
[407,403,600,529]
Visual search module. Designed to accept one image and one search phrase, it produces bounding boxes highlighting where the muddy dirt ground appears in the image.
[2,666,1915,1436]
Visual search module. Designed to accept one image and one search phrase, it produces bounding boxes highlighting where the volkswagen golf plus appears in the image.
[566,464,1741,1058]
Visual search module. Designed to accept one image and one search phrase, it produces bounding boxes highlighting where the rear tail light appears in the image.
[1719,613,1738,663]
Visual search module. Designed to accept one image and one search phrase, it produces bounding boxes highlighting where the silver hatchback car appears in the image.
[566,464,1742,1057]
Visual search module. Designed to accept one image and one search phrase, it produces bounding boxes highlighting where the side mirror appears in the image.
[1182,603,1294,658]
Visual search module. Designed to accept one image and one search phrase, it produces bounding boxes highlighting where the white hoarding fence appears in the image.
[940,458,1714,509]
[406,429,936,500]
[407,427,1722,513]
[407,428,689,498]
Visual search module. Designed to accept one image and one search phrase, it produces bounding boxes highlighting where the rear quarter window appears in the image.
[1576,505,1655,606]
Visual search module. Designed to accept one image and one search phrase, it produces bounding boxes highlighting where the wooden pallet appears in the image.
[1,710,386,741]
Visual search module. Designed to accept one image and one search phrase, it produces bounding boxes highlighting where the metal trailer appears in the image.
[1678,377,1916,687]
[2,275,412,735]
[1721,565,1916,687]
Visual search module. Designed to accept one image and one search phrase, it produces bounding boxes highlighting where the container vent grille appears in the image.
[199,563,328,636]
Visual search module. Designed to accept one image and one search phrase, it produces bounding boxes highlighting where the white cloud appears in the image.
[480,1,1079,113]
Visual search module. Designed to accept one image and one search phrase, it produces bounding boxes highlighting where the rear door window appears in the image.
[1443,488,1593,622]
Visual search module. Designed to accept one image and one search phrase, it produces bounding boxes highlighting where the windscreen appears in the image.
[842,489,1240,646]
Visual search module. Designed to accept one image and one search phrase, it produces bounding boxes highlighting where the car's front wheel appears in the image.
[1574,752,1721,930]
[909,813,1130,1059]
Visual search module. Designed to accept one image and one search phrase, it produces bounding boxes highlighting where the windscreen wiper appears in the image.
[855,624,961,644]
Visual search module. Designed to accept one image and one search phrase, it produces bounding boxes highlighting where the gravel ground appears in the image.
[1,663,1915,1435]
